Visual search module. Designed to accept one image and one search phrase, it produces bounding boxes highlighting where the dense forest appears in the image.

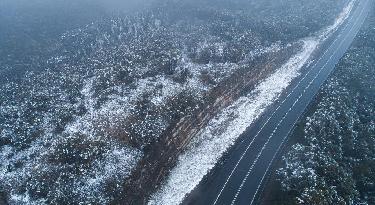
[263,6,375,205]
[0,0,351,204]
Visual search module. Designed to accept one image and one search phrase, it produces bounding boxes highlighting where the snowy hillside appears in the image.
[0,0,352,204]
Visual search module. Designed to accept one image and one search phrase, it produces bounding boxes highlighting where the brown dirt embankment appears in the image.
[113,43,300,205]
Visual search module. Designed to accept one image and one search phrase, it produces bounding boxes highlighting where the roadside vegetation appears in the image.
[263,7,375,205]
[0,0,351,204]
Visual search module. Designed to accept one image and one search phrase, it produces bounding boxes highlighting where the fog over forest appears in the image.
[2,0,370,205]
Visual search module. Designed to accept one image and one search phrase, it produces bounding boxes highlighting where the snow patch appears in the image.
[148,38,318,205]
[148,1,355,204]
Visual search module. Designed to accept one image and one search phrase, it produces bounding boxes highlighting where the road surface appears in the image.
[183,0,372,204]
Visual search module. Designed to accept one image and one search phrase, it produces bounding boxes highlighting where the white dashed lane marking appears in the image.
[211,0,369,204]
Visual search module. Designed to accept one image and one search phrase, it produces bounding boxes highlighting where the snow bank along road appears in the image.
[183,0,372,204]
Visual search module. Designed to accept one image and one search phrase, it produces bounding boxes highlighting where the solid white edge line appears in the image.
[212,1,358,204]
[247,1,368,205]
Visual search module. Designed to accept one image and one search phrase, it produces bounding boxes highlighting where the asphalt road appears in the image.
[183,0,372,204]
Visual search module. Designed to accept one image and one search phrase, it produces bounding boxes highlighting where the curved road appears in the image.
[183,0,372,204]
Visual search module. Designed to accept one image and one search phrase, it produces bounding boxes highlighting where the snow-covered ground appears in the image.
[148,1,355,204]
[0,0,355,204]
[276,5,375,203]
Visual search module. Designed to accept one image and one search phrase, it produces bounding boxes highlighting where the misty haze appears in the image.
[0,0,374,205]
